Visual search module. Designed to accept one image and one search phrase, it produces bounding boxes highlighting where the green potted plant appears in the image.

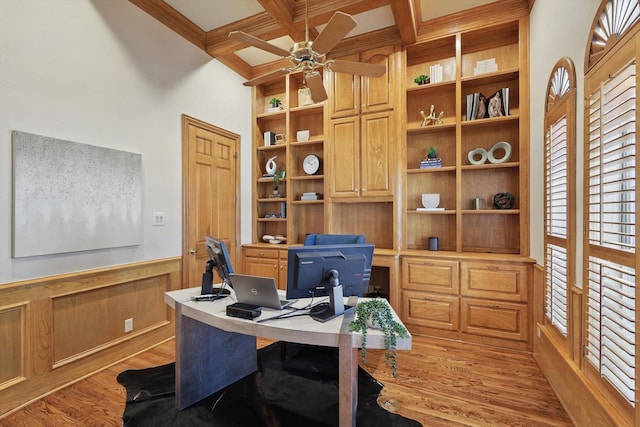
[427,146,437,159]
[273,169,285,195]
[414,74,429,85]
[349,299,409,378]
[270,97,282,108]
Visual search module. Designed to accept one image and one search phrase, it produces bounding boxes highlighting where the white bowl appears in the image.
[422,193,440,209]
[296,130,310,142]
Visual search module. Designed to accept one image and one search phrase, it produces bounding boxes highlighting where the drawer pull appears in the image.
[488,303,500,308]
[487,266,499,271]
[424,297,435,301]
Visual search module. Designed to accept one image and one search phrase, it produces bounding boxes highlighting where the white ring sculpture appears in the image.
[487,141,512,164]
[467,148,488,165]
[467,141,512,165]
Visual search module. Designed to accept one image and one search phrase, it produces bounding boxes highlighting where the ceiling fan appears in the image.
[228,2,386,102]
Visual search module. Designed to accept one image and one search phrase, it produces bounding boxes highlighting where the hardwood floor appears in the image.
[1,335,572,426]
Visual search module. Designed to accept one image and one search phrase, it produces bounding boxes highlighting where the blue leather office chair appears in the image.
[303,233,365,245]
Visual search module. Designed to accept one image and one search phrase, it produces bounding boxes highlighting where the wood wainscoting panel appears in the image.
[535,326,624,427]
[53,275,169,365]
[0,305,25,388]
[0,257,180,418]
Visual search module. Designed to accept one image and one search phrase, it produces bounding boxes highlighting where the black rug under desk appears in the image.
[117,341,421,427]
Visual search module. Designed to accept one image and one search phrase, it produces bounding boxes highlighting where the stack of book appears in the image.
[300,192,319,201]
[466,87,510,120]
[429,64,443,83]
[419,158,442,169]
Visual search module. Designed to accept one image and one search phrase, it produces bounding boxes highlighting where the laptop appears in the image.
[230,274,294,310]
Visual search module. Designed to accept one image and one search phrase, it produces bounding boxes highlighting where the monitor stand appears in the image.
[201,271,231,299]
[310,284,354,322]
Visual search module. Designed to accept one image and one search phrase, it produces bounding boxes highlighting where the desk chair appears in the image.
[303,233,365,245]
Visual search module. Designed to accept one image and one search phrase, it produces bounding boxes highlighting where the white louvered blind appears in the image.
[585,59,636,405]
[545,116,569,336]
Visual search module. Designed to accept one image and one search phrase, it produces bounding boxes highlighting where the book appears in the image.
[420,158,442,168]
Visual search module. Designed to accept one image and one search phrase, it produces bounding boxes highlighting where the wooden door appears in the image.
[360,111,392,196]
[182,115,239,289]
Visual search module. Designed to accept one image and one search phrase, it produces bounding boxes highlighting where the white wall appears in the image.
[0,0,253,284]
[529,0,601,276]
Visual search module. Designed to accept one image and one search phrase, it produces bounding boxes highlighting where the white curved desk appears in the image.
[165,287,411,427]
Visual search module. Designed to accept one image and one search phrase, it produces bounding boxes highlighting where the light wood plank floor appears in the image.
[1,335,572,426]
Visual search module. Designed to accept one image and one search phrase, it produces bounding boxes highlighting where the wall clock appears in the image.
[302,154,320,175]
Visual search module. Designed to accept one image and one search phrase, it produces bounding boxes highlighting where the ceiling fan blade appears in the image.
[305,72,327,102]
[327,59,386,77]
[243,68,290,87]
[312,12,357,55]
[229,31,291,58]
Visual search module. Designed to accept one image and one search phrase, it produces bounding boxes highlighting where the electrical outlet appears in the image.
[125,318,133,333]
[152,211,165,226]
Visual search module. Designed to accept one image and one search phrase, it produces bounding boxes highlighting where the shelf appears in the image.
[461,114,519,127]
[290,104,323,114]
[257,218,287,222]
[407,80,456,93]
[256,110,285,120]
[407,209,456,215]
[289,174,324,181]
[461,68,519,86]
[257,144,286,151]
[461,162,519,171]
[257,197,286,203]
[407,123,456,134]
[291,200,323,205]
[462,209,520,215]
[407,166,456,174]
[290,139,323,147]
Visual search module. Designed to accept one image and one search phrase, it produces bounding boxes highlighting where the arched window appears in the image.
[583,0,639,419]
[543,58,576,350]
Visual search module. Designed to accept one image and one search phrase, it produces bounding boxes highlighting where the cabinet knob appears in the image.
[189,249,196,255]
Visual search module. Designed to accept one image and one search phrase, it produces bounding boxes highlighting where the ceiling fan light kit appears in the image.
[228,4,387,103]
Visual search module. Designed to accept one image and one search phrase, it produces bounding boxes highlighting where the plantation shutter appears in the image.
[545,117,569,336]
[585,59,637,405]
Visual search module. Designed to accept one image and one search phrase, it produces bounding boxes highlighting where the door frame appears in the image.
[181,114,241,288]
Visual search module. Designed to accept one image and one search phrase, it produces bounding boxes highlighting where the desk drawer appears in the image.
[244,247,279,259]
[402,290,459,331]
[461,298,528,341]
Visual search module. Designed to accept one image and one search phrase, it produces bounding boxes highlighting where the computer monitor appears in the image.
[286,243,374,321]
[201,236,234,298]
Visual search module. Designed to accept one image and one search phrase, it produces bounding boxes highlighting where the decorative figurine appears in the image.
[420,105,444,126]
[265,156,277,176]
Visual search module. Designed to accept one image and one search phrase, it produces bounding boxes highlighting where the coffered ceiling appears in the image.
[129,0,534,81]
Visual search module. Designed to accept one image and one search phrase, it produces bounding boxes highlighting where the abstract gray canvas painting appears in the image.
[12,131,143,258]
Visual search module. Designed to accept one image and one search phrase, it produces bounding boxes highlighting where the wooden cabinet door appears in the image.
[360,46,395,114]
[329,53,360,118]
[244,256,278,281]
[328,116,360,197]
[360,111,392,197]
[403,290,459,331]
[461,298,528,342]
[402,257,459,294]
[243,247,279,285]
[460,262,528,302]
